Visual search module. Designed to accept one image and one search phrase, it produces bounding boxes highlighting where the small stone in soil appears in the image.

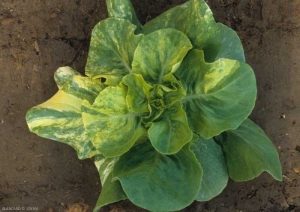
[280,114,286,119]
[294,168,300,174]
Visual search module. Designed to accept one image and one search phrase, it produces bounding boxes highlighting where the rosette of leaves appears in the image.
[26,0,282,211]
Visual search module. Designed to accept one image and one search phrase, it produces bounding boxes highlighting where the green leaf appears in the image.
[113,141,202,212]
[142,0,244,62]
[26,67,105,159]
[143,0,214,47]
[204,23,245,62]
[85,18,143,84]
[132,28,192,84]
[81,85,146,158]
[177,49,256,138]
[217,119,282,181]
[122,73,152,113]
[190,136,228,201]
[93,155,127,212]
[148,103,193,155]
[106,0,141,33]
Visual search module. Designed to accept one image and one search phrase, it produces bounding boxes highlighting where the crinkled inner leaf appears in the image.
[216,119,282,181]
[93,155,127,212]
[26,67,104,159]
[106,0,141,33]
[132,28,192,84]
[177,49,256,138]
[85,18,143,85]
[81,85,146,158]
[191,136,228,201]
[122,73,151,113]
[148,102,193,155]
[160,73,186,107]
[142,0,245,62]
[113,141,202,212]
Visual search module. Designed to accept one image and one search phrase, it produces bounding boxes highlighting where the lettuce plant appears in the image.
[26,0,282,211]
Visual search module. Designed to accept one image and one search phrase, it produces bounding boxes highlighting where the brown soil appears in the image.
[1,0,299,211]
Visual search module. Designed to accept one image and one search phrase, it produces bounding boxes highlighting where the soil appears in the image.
[0,0,299,212]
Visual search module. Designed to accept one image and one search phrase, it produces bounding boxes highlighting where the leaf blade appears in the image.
[177,49,257,138]
[106,0,141,32]
[113,142,202,212]
[142,0,244,62]
[148,103,193,154]
[26,67,104,159]
[132,28,192,84]
[81,85,146,158]
[217,119,282,181]
[205,23,245,62]
[93,155,127,212]
[85,18,143,84]
[191,136,228,201]
[54,66,81,89]
[122,73,152,113]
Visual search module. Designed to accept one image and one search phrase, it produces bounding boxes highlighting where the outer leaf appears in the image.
[93,155,127,212]
[26,67,105,159]
[143,0,213,47]
[142,0,244,62]
[204,23,245,62]
[81,85,146,158]
[217,119,282,181]
[106,0,141,33]
[122,73,152,113]
[190,136,228,201]
[132,28,192,84]
[54,66,81,89]
[85,18,143,84]
[177,49,256,138]
[113,141,202,212]
[148,103,193,154]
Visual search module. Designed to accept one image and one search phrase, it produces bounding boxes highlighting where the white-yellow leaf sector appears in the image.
[26,67,105,159]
